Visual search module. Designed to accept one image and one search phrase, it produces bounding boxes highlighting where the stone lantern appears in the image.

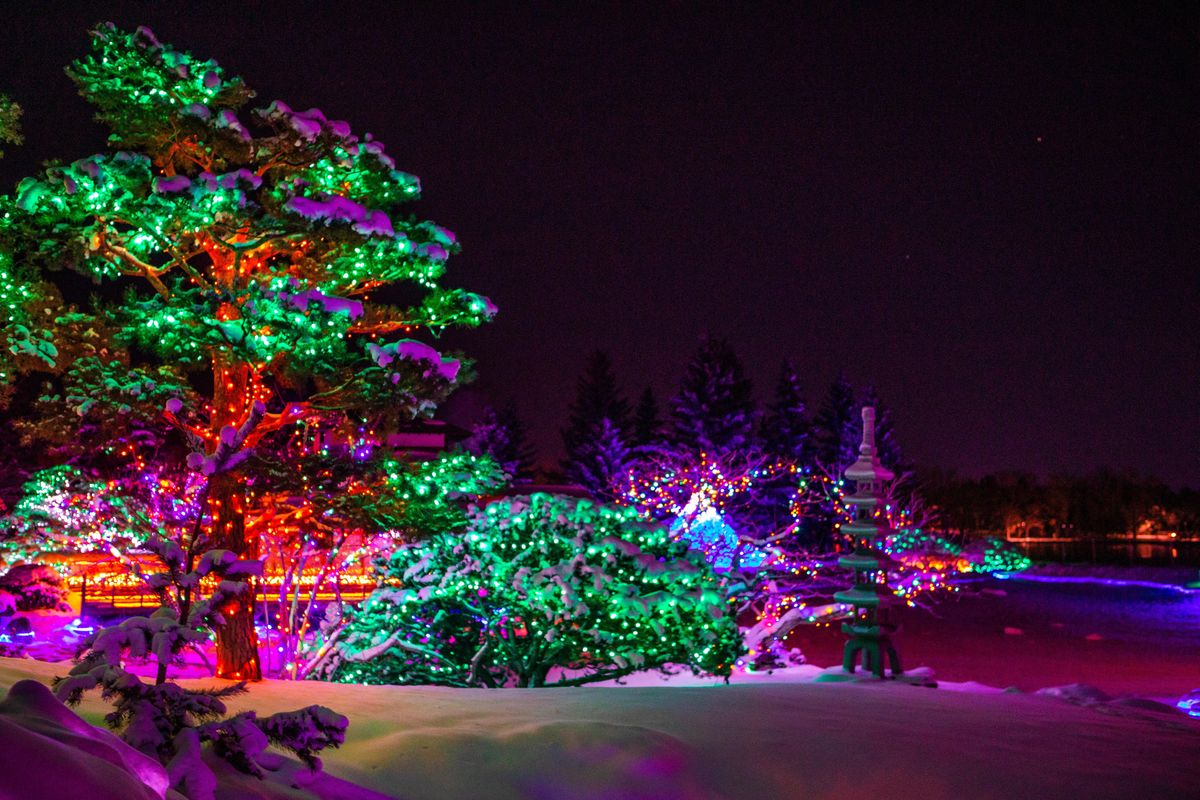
[833,406,903,678]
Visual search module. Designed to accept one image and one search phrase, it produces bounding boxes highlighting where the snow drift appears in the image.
[0,658,1197,800]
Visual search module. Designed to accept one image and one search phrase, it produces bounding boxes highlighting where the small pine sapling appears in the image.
[54,535,347,800]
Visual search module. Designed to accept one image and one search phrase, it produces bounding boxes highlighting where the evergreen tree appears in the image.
[762,360,810,462]
[632,387,663,447]
[567,418,632,501]
[671,335,756,456]
[752,360,811,537]
[563,351,630,444]
[466,403,534,481]
[562,351,632,497]
[812,373,858,472]
[860,385,902,470]
[0,25,494,678]
[54,535,349,796]
[0,94,21,158]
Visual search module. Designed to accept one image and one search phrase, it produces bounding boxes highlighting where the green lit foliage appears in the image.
[0,464,200,568]
[251,450,505,679]
[0,252,60,401]
[0,21,494,438]
[250,449,505,545]
[0,24,495,677]
[887,528,1031,574]
[372,451,508,538]
[0,94,21,158]
[15,351,197,462]
[316,494,743,688]
[962,537,1032,574]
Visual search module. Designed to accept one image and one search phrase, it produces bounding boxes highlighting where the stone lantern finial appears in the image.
[861,406,876,454]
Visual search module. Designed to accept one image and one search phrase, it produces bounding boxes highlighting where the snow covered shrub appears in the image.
[54,536,348,800]
[0,563,71,611]
[315,493,743,687]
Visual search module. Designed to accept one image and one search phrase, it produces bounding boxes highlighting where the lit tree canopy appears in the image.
[3,24,493,410]
[0,23,496,679]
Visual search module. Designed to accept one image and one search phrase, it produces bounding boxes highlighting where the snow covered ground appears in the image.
[1,571,1197,799]
[1,655,1197,800]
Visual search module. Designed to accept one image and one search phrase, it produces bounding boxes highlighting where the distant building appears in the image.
[385,420,471,459]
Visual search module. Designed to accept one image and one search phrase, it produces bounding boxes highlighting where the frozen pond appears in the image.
[790,574,1200,698]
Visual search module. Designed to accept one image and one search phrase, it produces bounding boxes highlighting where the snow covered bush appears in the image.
[54,536,348,800]
[313,493,743,687]
[0,563,71,611]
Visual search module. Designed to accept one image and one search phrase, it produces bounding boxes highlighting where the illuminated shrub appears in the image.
[0,564,71,612]
[318,493,743,687]
[961,537,1032,573]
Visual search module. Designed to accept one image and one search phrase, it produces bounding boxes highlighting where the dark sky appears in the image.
[1,3,1196,486]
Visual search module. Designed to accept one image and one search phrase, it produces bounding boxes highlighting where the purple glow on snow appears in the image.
[994,572,1200,594]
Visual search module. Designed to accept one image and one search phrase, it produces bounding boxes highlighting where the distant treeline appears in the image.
[916,468,1200,540]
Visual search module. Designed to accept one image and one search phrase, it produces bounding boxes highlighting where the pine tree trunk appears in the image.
[210,351,262,681]
[210,470,262,680]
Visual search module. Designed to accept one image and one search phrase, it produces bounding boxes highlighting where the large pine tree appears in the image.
[0,25,494,678]
[562,351,631,497]
[761,360,810,462]
[812,373,858,472]
[670,335,756,456]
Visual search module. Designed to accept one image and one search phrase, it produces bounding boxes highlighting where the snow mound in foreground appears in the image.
[0,678,391,800]
[1,658,1198,800]
[0,679,169,800]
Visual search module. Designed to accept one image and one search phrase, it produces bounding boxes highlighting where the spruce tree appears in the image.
[762,360,810,462]
[562,351,631,497]
[670,335,756,456]
[632,387,663,448]
[812,373,858,472]
[466,403,534,481]
[861,385,902,470]
[0,25,494,679]
[567,418,632,500]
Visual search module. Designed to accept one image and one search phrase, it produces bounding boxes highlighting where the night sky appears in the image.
[1,3,1196,486]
